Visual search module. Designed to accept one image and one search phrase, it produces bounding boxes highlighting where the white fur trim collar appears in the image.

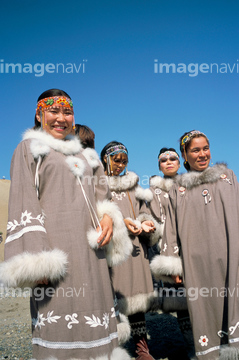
[178,163,228,189]
[82,148,100,169]
[150,176,175,192]
[107,171,139,191]
[23,128,82,157]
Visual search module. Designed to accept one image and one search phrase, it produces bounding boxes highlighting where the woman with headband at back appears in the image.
[0,89,132,360]
[148,147,194,359]
[152,130,239,360]
[101,141,162,360]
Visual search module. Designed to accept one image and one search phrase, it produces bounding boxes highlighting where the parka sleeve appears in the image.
[0,141,68,288]
[135,186,164,247]
[82,149,133,267]
[150,186,183,283]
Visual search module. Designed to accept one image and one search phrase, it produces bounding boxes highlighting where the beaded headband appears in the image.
[180,130,208,152]
[36,96,73,112]
[105,145,128,157]
[158,151,179,162]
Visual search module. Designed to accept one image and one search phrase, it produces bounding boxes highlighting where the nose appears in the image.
[199,149,206,157]
[56,111,65,121]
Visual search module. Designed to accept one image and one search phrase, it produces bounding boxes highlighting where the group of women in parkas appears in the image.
[0,89,239,360]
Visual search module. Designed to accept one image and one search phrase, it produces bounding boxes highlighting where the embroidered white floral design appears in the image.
[164,193,169,198]
[102,313,110,329]
[111,191,126,201]
[84,310,114,329]
[21,210,33,226]
[32,311,61,329]
[65,313,79,329]
[162,243,168,252]
[199,335,208,346]
[7,210,45,232]
[173,246,179,254]
[229,322,239,335]
[46,311,61,324]
[32,313,46,329]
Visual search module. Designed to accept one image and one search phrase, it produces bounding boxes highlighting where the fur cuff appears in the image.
[92,347,131,360]
[138,213,164,247]
[219,346,239,360]
[150,255,183,283]
[117,313,131,345]
[87,200,133,267]
[135,187,154,202]
[0,249,68,288]
[117,292,155,316]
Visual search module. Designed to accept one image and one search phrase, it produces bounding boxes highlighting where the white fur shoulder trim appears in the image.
[107,171,139,192]
[82,148,100,169]
[135,186,154,202]
[178,163,228,189]
[23,129,82,156]
[0,249,68,288]
[150,176,175,192]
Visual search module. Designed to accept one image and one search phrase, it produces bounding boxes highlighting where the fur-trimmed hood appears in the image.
[23,128,82,157]
[107,171,139,192]
[177,163,228,190]
[150,175,175,193]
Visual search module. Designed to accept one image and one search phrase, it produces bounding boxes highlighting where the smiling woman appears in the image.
[0,89,132,360]
[154,130,239,360]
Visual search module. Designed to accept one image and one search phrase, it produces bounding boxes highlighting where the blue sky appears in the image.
[0,0,238,187]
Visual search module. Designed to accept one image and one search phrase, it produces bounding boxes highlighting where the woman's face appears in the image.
[36,106,74,140]
[184,136,211,171]
[159,155,180,177]
[107,152,128,176]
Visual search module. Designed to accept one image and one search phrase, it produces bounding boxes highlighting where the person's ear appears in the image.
[103,155,107,164]
[36,113,41,123]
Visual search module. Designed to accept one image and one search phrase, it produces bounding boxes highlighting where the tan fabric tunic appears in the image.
[157,164,239,360]
[3,129,130,360]
[107,172,154,316]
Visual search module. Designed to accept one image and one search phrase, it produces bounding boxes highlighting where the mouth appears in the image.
[53,126,67,131]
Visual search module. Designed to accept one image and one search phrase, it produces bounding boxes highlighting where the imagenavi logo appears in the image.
[154,59,239,77]
[0,59,87,77]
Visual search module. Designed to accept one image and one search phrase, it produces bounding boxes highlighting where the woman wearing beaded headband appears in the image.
[101,141,161,360]
[154,130,239,360]
[147,148,194,359]
[0,89,133,360]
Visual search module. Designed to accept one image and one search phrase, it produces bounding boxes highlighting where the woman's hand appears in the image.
[141,220,156,233]
[172,275,182,284]
[124,218,142,236]
[97,214,113,247]
[36,278,49,285]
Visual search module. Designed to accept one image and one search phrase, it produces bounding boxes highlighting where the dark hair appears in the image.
[100,141,128,170]
[179,130,210,170]
[34,89,72,129]
[75,124,95,149]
